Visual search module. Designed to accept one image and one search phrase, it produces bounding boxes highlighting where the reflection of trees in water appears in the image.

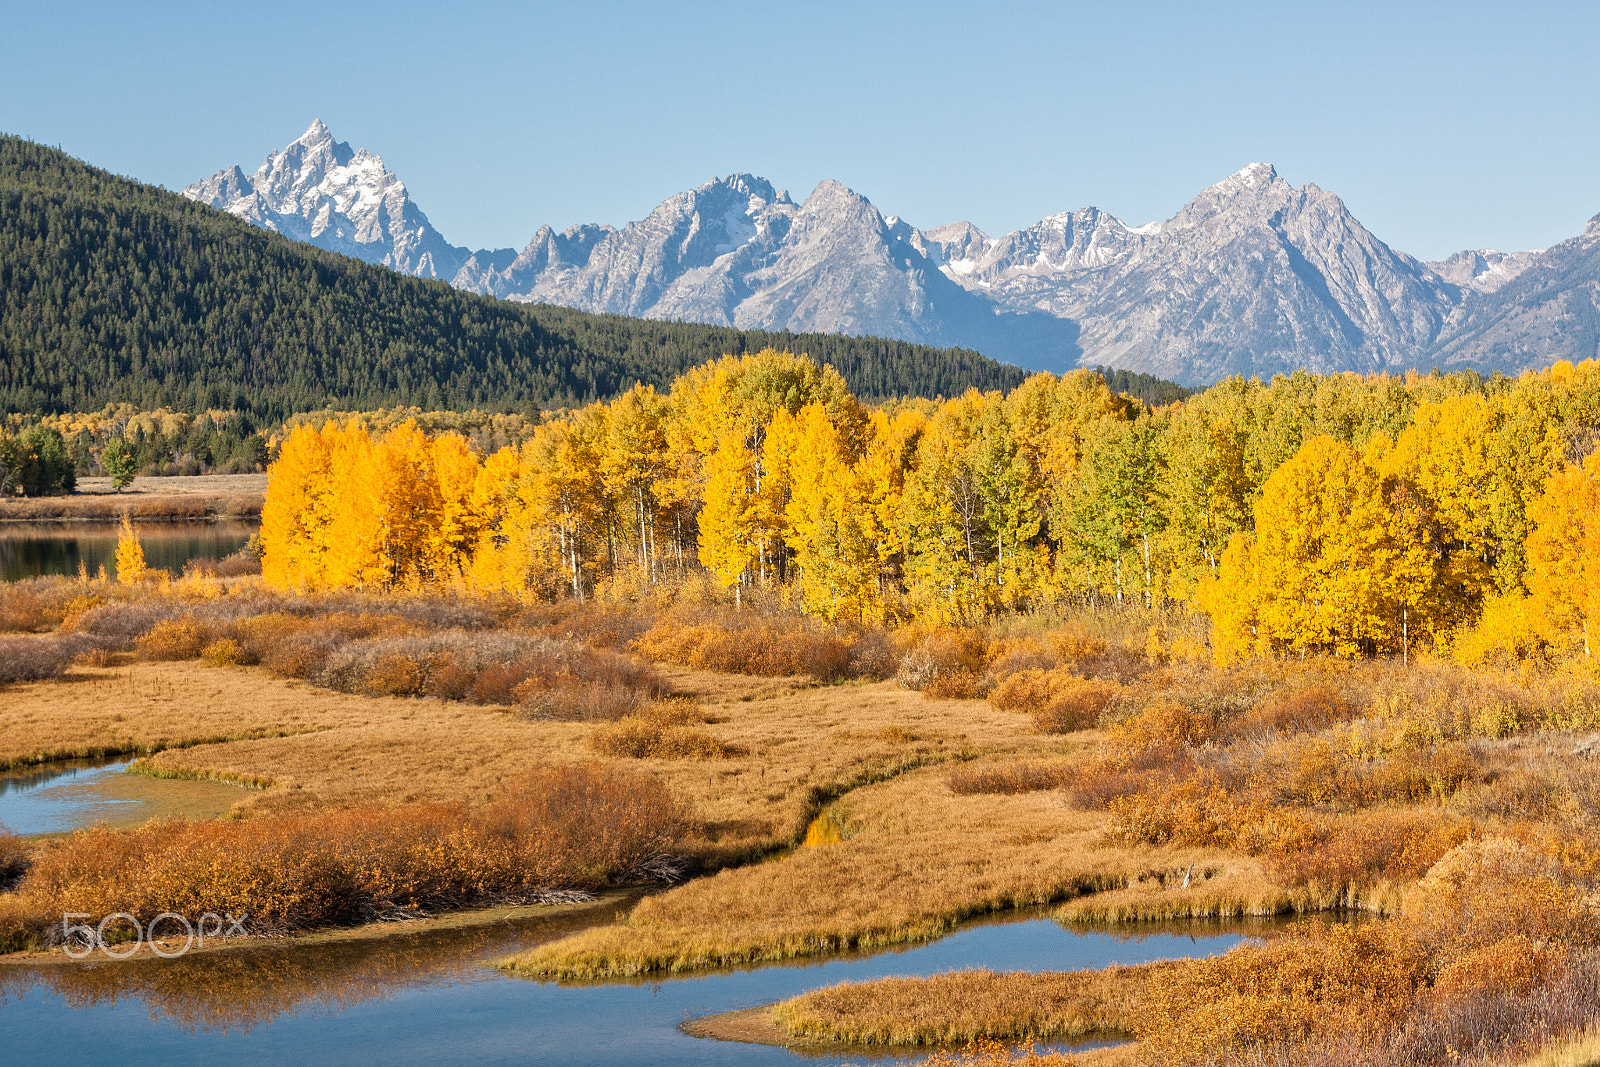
[0,523,256,582]
[0,903,624,1034]
[0,757,129,797]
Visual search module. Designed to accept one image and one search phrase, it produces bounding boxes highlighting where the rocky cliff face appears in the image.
[929,164,1463,383]
[190,127,1593,383]
[1427,216,1600,370]
[183,120,469,280]
[1425,248,1543,293]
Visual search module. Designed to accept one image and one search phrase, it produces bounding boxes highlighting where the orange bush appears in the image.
[634,614,855,679]
[989,668,1121,732]
[1228,684,1351,739]
[135,618,207,661]
[1265,808,1471,887]
[200,638,248,666]
[896,627,988,691]
[11,764,683,936]
[1048,621,1107,663]
[587,712,727,760]
[1108,701,1215,747]
[1135,921,1427,1064]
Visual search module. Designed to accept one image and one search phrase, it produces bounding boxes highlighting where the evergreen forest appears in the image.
[0,136,1028,418]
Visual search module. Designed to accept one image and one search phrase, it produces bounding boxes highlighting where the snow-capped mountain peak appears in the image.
[182,120,468,279]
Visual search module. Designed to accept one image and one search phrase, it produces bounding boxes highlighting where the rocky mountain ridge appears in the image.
[187,123,1594,384]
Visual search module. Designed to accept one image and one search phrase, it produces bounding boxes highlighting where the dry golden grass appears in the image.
[0,660,360,772]
[0,656,1045,864]
[494,766,1265,979]
[773,961,1173,1045]
[1509,1029,1600,1067]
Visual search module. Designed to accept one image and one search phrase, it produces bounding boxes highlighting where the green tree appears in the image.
[101,438,138,491]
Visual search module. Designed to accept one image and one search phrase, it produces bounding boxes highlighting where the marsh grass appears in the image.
[588,701,731,760]
[0,764,682,941]
[773,962,1171,1046]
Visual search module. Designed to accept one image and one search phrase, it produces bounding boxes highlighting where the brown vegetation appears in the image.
[0,764,681,947]
[774,960,1172,1045]
[587,701,730,759]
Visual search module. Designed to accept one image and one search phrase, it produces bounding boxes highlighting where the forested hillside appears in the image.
[0,137,1027,416]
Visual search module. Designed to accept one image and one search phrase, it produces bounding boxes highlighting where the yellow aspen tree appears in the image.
[757,407,805,584]
[698,432,760,607]
[602,384,670,581]
[855,407,924,608]
[780,403,879,620]
[260,422,338,590]
[1524,449,1600,656]
[430,431,489,581]
[1242,435,1433,657]
[1382,394,1507,628]
[114,514,145,584]
[1194,532,1262,665]
[901,391,996,620]
[464,446,525,593]
[319,421,385,588]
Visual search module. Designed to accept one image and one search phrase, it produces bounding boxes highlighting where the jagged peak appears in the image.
[697,172,778,203]
[1205,161,1281,196]
[298,119,334,146]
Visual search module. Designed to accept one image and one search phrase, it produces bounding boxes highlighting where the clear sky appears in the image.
[4,0,1597,260]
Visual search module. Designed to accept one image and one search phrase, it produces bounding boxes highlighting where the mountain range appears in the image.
[187,121,1600,385]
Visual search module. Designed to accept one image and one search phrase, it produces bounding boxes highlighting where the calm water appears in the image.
[0,757,250,836]
[0,521,256,582]
[0,911,1264,1066]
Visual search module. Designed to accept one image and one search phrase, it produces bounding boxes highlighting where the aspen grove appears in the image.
[260,350,1600,665]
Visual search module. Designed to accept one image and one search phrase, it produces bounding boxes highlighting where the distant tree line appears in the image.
[1096,365,1195,407]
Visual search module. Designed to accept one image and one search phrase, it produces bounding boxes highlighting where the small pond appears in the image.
[0,521,257,582]
[0,757,251,836]
[0,908,1269,1066]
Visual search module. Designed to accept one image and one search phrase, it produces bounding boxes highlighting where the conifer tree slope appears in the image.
[0,136,1028,417]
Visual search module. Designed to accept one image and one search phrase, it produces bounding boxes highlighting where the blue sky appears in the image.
[4,0,1597,260]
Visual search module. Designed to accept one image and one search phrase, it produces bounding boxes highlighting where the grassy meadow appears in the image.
[0,565,1596,1065]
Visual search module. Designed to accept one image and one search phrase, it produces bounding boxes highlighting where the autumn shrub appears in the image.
[310,630,668,709]
[896,627,988,692]
[212,548,263,577]
[1048,621,1107,663]
[135,617,208,661]
[634,611,860,680]
[1227,683,1352,740]
[1135,921,1428,1064]
[946,760,1075,795]
[10,764,684,937]
[0,579,73,632]
[0,633,106,683]
[989,668,1122,732]
[520,682,650,722]
[587,703,728,760]
[1108,700,1216,747]
[1265,808,1472,888]
[0,830,28,891]
[200,637,247,667]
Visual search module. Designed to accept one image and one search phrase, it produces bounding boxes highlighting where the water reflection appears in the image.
[0,909,1273,1066]
[0,521,256,582]
[0,758,249,836]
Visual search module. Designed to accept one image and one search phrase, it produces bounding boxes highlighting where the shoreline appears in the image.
[0,474,266,524]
